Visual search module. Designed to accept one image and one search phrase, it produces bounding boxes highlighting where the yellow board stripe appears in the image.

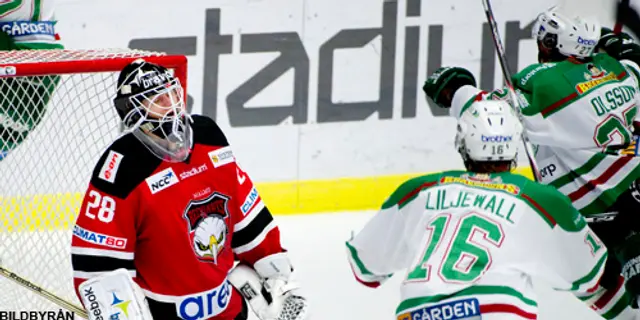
[1,167,534,232]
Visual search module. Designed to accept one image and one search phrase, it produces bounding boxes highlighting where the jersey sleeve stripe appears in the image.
[570,252,608,291]
[348,263,385,288]
[345,241,375,276]
[233,200,265,232]
[71,253,135,273]
[593,276,625,310]
[479,304,536,319]
[600,291,633,319]
[73,270,137,280]
[231,221,277,254]
[70,247,134,260]
[231,206,273,248]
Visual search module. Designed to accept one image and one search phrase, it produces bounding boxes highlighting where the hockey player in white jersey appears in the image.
[422,7,640,316]
[347,99,640,319]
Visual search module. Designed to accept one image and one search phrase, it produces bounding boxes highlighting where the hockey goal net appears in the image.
[0,49,188,313]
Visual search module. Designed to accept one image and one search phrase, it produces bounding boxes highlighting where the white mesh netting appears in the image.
[0,48,179,313]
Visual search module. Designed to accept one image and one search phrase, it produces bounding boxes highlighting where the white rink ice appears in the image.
[270,211,605,320]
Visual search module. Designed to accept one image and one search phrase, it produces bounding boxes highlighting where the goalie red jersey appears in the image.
[71,115,284,320]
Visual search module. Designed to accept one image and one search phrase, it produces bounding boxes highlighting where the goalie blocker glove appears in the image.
[79,269,153,320]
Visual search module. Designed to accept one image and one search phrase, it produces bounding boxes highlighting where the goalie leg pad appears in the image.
[78,268,153,320]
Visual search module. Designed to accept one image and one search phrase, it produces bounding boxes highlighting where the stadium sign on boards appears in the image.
[129,0,538,127]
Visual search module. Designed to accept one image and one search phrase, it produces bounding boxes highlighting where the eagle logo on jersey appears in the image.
[183,192,230,264]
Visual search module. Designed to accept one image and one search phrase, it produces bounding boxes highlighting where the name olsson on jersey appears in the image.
[146,168,179,194]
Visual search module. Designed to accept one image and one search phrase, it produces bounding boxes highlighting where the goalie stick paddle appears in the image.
[480,0,542,182]
[0,266,88,319]
[481,1,623,220]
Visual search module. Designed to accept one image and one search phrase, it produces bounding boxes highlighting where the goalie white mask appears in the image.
[114,59,193,163]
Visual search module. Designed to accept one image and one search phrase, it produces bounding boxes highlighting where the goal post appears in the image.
[0,49,188,312]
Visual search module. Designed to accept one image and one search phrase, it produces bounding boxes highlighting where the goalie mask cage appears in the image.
[0,49,188,312]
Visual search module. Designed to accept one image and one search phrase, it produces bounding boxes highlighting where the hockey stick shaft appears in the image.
[0,266,88,319]
[481,0,542,181]
[614,0,630,33]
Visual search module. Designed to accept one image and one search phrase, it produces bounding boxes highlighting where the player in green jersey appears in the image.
[423,6,640,311]
[0,0,64,160]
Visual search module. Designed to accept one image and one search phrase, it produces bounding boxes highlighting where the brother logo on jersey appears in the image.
[184,193,230,264]
[177,280,232,320]
[180,164,208,180]
[396,298,480,320]
[481,135,512,143]
[98,151,124,183]
[146,168,179,194]
[241,187,259,215]
[73,225,127,249]
[209,147,234,168]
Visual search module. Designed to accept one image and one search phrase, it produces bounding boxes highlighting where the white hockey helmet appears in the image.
[532,7,601,59]
[455,100,522,165]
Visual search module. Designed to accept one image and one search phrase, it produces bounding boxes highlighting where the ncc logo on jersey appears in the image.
[146,168,179,194]
[98,151,124,183]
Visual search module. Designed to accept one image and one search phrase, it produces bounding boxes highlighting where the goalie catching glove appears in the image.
[228,253,309,320]
[78,269,153,320]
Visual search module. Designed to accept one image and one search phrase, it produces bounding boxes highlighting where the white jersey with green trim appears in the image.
[450,53,640,216]
[347,171,638,319]
[0,0,62,49]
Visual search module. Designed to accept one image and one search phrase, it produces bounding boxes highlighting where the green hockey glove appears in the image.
[597,27,640,65]
[422,66,477,108]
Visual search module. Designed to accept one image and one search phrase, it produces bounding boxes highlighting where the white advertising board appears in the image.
[53,0,585,183]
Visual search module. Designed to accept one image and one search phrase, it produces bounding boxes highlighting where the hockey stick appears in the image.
[614,0,631,34]
[480,0,542,182]
[0,266,88,319]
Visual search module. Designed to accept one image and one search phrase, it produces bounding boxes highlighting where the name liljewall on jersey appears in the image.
[98,151,124,183]
[146,167,179,194]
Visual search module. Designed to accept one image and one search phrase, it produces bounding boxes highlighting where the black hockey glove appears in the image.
[422,66,476,108]
[597,27,640,66]
[616,232,640,308]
